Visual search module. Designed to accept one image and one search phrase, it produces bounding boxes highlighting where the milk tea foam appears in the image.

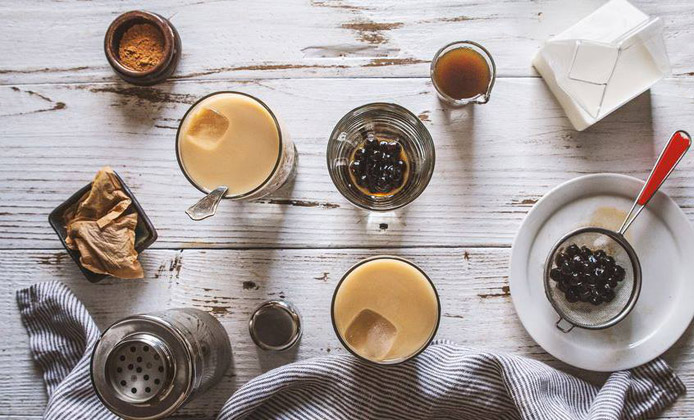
[178,93,281,196]
[333,257,439,363]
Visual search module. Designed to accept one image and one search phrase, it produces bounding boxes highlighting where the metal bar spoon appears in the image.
[185,186,228,221]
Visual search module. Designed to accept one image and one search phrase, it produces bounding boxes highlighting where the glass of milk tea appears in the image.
[331,256,441,364]
[176,92,297,219]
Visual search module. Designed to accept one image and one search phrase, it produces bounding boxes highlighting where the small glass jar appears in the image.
[327,103,435,211]
[176,91,297,202]
[431,40,496,106]
[249,300,302,351]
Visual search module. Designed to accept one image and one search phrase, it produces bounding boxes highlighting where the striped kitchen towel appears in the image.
[17,281,118,420]
[18,281,685,420]
[217,342,685,420]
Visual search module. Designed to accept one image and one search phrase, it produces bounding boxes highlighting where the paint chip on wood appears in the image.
[341,21,403,45]
[243,281,260,290]
[478,285,510,299]
[314,272,330,282]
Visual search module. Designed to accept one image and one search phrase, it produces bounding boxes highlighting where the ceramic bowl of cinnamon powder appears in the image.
[105,10,181,85]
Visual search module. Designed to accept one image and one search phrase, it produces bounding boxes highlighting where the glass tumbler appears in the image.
[327,103,435,211]
[431,41,496,106]
[331,256,441,365]
[176,91,297,220]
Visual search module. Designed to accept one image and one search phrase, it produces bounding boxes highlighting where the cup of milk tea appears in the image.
[331,256,441,364]
[176,92,297,220]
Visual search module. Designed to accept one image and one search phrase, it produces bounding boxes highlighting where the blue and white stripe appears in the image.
[16,281,118,420]
[217,343,684,420]
[17,281,685,420]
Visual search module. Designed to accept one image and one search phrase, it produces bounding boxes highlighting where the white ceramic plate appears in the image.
[510,174,694,371]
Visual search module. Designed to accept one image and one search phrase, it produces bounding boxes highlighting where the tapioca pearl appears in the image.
[566,244,580,256]
[614,265,626,281]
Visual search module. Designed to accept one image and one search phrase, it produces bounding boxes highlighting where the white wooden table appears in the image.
[2,1,694,418]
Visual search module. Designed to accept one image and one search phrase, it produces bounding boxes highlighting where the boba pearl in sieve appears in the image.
[544,130,691,332]
[91,308,231,420]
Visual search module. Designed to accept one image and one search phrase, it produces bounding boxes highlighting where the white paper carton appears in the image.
[533,0,671,131]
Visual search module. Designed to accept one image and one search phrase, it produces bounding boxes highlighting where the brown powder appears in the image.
[118,23,165,71]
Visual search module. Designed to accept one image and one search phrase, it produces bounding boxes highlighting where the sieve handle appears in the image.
[556,318,575,333]
[619,130,691,234]
[637,130,691,206]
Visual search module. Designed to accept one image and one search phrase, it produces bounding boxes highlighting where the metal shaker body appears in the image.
[91,308,231,420]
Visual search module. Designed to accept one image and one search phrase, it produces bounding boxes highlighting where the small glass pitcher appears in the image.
[430,41,496,106]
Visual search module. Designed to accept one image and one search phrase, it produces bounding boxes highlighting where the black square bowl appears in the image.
[48,171,158,282]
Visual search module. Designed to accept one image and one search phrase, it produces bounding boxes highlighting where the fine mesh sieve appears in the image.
[543,130,691,332]
[544,228,641,331]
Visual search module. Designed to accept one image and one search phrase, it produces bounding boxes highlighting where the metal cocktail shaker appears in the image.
[91,308,231,420]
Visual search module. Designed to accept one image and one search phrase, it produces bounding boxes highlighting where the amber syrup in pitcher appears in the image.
[433,47,491,100]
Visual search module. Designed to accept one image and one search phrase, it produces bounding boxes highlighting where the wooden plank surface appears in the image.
[1,0,694,84]
[1,77,693,250]
[2,0,694,419]
[1,249,693,418]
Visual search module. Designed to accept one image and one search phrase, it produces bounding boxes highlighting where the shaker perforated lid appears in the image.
[106,334,171,403]
[91,316,194,420]
[249,300,302,351]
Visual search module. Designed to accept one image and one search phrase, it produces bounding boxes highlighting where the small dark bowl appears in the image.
[104,10,181,86]
[48,171,158,283]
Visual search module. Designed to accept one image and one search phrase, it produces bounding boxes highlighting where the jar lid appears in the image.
[249,300,302,351]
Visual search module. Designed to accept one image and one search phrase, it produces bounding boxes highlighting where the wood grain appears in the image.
[1,249,693,418]
[2,1,694,419]
[1,77,693,250]
[1,0,694,84]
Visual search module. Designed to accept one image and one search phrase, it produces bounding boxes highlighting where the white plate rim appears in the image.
[509,173,694,371]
